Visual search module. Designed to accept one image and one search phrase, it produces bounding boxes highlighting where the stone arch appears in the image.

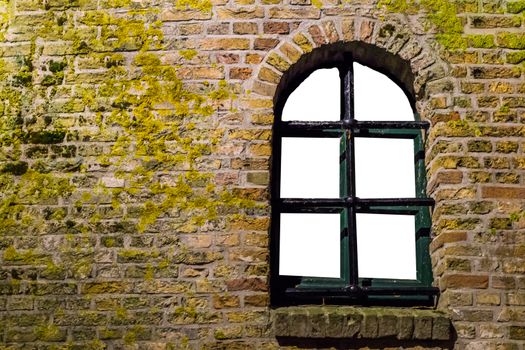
[253,16,451,122]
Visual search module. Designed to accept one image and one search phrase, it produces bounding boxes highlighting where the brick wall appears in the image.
[0,0,524,349]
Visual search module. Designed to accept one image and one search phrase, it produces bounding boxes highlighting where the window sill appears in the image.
[272,306,451,340]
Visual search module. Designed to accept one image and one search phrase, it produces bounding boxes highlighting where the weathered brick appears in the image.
[199,38,250,50]
[269,7,321,19]
[229,67,253,80]
[471,66,521,79]
[263,21,290,34]
[217,7,264,19]
[266,52,290,71]
[293,33,313,53]
[470,15,521,28]
[482,186,525,199]
[258,66,281,84]
[443,274,489,289]
[233,22,258,35]
[322,20,339,43]
[254,38,279,50]
[279,42,302,63]
[308,25,326,46]
[160,9,211,21]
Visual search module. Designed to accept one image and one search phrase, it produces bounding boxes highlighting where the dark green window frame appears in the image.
[270,59,438,306]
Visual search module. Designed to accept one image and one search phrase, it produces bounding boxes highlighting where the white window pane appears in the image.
[279,213,340,278]
[357,214,416,280]
[281,137,339,198]
[354,62,413,121]
[282,68,340,122]
[355,138,415,198]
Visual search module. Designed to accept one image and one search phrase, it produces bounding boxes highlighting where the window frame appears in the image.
[270,56,438,306]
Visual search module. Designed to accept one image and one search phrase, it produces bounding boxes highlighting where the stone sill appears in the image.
[272,306,451,340]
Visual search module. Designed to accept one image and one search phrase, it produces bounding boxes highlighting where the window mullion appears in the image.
[342,64,359,289]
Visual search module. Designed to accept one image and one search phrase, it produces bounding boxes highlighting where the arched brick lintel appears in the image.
[253,18,450,122]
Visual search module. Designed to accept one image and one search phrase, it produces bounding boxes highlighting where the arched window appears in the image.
[271,53,437,305]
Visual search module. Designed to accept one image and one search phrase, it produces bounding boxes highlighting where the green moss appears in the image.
[507,50,525,64]
[446,119,481,136]
[0,6,256,278]
[81,11,112,26]
[100,328,119,339]
[214,330,227,340]
[209,80,235,101]
[107,0,132,7]
[41,74,57,86]
[421,0,462,32]
[42,261,66,279]
[378,0,418,13]
[106,53,125,68]
[507,1,525,13]
[173,306,197,318]
[49,60,67,73]
[436,34,467,50]
[123,325,145,345]
[510,211,525,222]
[115,306,128,319]
[379,0,466,50]
[175,0,212,12]
[467,34,495,48]
[497,32,525,49]
[118,249,160,261]
[144,263,154,280]
[179,49,198,60]
[35,323,63,342]
[3,246,49,265]
[490,217,512,229]
[102,237,116,247]
[133,52,161,66]
[13,70,32,87]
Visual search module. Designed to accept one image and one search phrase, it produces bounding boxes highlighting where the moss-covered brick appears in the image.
[268,7,321,19]
[471,66,521,79]
[3,246,50,265]
[213,295,240,309]
[470,15,521,28]
[81,282,131,294]
[468,140,492,152]
[467,34,495,48]
[510,326,525,340]
[0,161,28,175]
[490,217,513,229]
[35,324,67,342]
[117,249,160,263]
[200,38,250,50]
[214,325,243,339]
[216,7,263,20]
[506,50,525,64]
[497,32,525,49]
[265,53,290,73]
[438,218,481,231]
[26,130,66,144]
[484,157,510,169]
[495,172,520,184]
[496,141,519,153]
[507,1,525,13]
